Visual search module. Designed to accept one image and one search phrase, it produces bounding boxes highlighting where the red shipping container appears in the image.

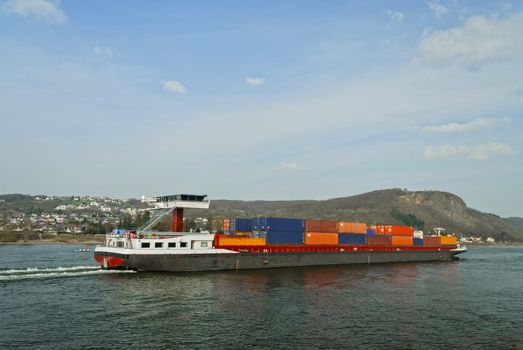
[305,219,338,233]
[337,222,367,234]
[304,232,338,245]
[367,235,392,246]
[375,225,413,236]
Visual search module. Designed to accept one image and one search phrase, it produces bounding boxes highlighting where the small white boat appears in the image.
[73,246,91,253]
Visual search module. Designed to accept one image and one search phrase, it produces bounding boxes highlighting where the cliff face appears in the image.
[202,189,522,241]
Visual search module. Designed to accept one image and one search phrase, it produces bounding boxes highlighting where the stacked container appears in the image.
[253,217,305,244]
[338,221,368,245]
[304,219,338,245]
[223,218,231,235]
[367,225,415,246]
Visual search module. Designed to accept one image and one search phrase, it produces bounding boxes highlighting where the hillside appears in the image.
[191,189,522,241]
[1,190,522,241]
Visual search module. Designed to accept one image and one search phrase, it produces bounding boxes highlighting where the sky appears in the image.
[0,0,522,217]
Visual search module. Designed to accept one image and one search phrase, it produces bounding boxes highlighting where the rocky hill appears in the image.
[193,189,522,241]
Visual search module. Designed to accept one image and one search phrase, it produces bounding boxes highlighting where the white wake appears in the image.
[0,266,135,281]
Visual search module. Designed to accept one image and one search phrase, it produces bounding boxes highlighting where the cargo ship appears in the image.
[94,194,467,272]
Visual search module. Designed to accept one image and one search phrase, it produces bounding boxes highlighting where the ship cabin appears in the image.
[105,233,215,252]
[155,194,208,203]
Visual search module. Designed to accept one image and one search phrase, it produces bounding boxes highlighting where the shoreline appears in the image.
[0,233,105,245]
[0,240,103,245]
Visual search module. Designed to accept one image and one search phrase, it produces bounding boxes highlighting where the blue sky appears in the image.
[1,0,522,217]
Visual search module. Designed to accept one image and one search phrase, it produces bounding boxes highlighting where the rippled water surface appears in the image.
[1,244,522,349]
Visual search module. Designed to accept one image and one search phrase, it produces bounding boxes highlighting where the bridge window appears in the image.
[180,242,188,248]
[168,242,176,248]
[201,242,208,248]
[117,241,124,248]
[155,242,163,248]
[141,242,150,248]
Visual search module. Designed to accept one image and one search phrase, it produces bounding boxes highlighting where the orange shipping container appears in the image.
[375,225,414,236]
[351,223,368,234]
[304,232,338,245]
[223,218,230,231]
[424,236,457,246]
[391,236,413,246]
[218,237,266,246]
[440,236,457,245]
[305,220,338,233]
[337,222,368,234]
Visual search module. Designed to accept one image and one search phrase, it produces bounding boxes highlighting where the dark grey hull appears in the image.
[98,249,463,272]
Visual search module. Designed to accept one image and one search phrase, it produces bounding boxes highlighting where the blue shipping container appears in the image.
[253,217,304,231]
[234,218,253,232]
[339,233,367,245]
[414,238,423,246]
[267,230,304,244]
[366,229,376,236]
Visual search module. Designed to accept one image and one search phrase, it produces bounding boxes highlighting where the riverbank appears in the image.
[0,232,105,244]
[464,242,523,247]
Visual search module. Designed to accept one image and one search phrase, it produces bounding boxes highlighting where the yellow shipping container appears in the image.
[440,236,457,245]
[219,237,266,246]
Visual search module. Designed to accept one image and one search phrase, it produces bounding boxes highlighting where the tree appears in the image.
[390,209,425,230]
[207,216,214,232]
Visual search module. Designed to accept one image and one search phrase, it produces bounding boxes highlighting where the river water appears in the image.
[0,244,522,349]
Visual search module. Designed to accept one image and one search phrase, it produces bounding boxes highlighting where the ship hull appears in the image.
[94,249,462,272]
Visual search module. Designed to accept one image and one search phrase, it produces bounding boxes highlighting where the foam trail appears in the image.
[0,269,135,281]
[0,266,100,275]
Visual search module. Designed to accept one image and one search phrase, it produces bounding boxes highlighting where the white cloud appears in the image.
[4,0,67,24]
[245,77,265,86]
[92,46,115,59]
[423,117,511,133]
[387,10,405,24]
[418,12,523,66]
[427,0,448,18]
[276,162,307,171]
[163,80,187,94]
[423,142,515,160]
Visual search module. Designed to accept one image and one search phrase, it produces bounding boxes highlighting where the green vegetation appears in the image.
[390,209,425,230]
